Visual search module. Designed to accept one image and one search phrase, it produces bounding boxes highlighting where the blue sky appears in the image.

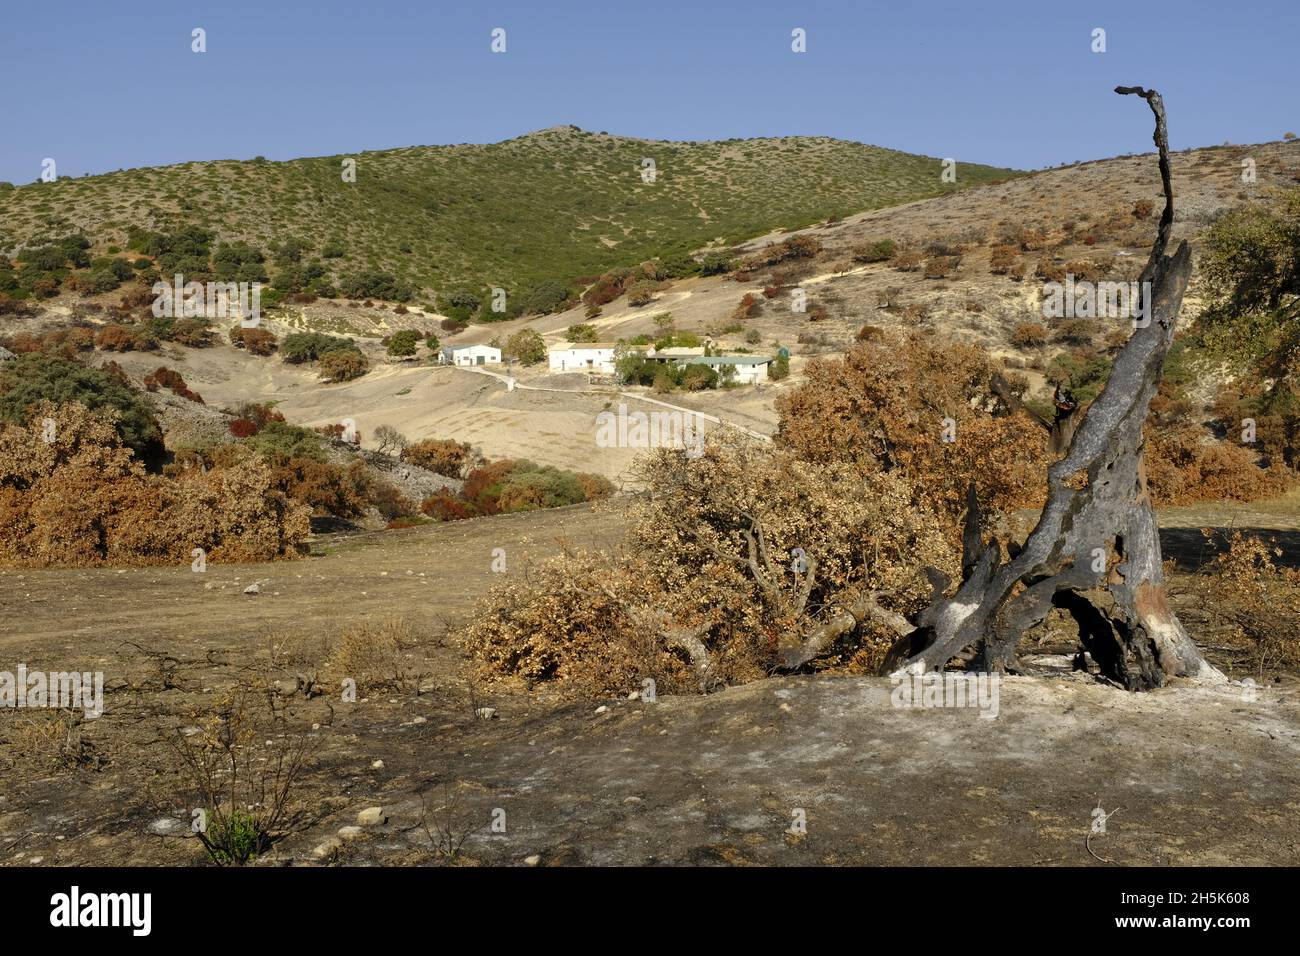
[1,0,1296,184]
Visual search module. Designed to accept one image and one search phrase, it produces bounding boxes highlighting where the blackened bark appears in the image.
[884,87,1224,690]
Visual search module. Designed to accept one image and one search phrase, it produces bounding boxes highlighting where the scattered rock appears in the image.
[337,825,364,841]
[594,705,609,715]
[274,679,298,697]
[475,707,497,720]
[242,582,261,595]
[523,854,541,867]
[370,759,385,771]
[356,806,387,826]
[312,838,343,860]
[147,817,185,837]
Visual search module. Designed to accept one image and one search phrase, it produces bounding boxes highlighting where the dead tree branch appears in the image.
[881,86,1224,691]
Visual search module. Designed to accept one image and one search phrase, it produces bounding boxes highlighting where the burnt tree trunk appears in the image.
[883,87,1224,691]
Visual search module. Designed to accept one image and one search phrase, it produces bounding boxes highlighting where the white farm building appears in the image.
[547,342,618,374]
[682,355,773,385]
[441,344,502,366]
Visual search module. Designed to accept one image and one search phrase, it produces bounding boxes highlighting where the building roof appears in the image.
[683,354,773,366]
[547,341,619,351]
[444,343,499,352]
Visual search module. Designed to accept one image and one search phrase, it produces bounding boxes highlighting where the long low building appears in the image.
[547,342,618,373]
[441,344,502,366]
[680,354,774,384]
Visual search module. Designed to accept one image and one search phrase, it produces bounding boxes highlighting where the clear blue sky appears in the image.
[1,0,1296,184]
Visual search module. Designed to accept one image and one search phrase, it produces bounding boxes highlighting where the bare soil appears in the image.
[2,498,1297,867]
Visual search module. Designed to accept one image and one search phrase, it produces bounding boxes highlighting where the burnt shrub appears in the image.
[852,240,896,264]
[142,367,204,403]
[230,327,278,356]
[402,438,477,479]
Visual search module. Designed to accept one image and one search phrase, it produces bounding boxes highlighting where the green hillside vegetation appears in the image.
[0,127,1020,311]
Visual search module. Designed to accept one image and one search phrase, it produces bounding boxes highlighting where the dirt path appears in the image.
[0,502,628,659]
[451,364,775,442]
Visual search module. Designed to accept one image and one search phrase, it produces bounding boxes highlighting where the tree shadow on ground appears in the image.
[1160,526,1300,572]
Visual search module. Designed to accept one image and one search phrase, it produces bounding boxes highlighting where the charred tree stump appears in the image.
[883,87,1224,691]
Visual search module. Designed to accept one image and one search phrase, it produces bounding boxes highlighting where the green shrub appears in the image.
[503,328,546,365]
[681,364,719,390]
[697,252,733,276]
[853,239,897,263]
[75,269,121,296]
[244,421,326,461]
[338,270,412,302]
[280,332,357,363]
[386,329,421,356]
[517,280,572,316]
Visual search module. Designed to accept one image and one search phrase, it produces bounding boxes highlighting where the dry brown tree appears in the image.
[466,87,1226,697]
[880,87,1224,690]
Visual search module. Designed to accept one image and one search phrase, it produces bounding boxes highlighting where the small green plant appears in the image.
[171,689,313,867]
[205,809,262,865]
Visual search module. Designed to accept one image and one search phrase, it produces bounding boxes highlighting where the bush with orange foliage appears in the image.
[1145,423,1293,505]
[1010,321,1048,349]
[401,438,477,479]
[739,234,822,272]
[1197,531,1300,669]
[732,293,762,321]
[889,249,923,272]
[582,271,630,308]
[142,367,204,403]
[314,422,360,444]
[95,323,157,352]
[420,457,611,522]
[0,402,308,567]
[774,330,1048,535]
[420,489,476,521]
[3,327,97,358]
[989,245,1018,275]
[923,255,960,280]
[463,432,954,696]
[224,403,283,434]
[460,459,517,515]
[229,327,278,356]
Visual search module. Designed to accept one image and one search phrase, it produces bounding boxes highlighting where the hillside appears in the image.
[6,137,1297,487]
[0,127,1018,299]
